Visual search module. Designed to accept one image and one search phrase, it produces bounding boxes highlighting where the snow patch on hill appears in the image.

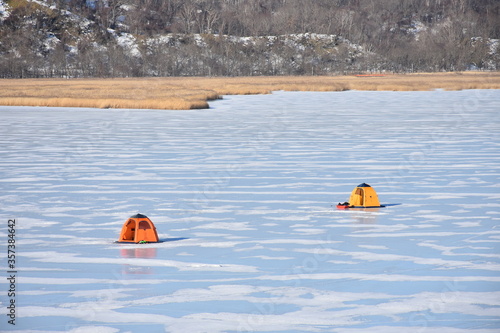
[0,0,10,22]
[109,30,141,57]
[141,33,367,57]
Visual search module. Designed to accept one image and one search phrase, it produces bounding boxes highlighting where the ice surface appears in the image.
[1,90,499,332]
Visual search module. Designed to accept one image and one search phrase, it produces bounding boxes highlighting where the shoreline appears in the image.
[1,73,500,110]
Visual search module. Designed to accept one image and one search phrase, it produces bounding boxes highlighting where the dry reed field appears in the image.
[1,72,499,110]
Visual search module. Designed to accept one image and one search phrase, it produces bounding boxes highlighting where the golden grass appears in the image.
[0,97,208,110]
[0,72,499,110]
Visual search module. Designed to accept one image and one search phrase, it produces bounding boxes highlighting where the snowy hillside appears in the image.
[0,0,9,22]
[0,0,498,77]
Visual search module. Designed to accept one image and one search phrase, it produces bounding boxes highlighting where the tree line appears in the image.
[0,0,498,78]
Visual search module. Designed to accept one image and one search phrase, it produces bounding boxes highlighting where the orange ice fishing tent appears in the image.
[337,183,384,209]
[118,214,159,243]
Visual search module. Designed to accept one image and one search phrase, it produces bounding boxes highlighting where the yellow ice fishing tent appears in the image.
[118,214,159,243]
[348,183,383,208]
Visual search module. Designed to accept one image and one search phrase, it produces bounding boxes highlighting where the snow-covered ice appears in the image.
[1,89,499,332]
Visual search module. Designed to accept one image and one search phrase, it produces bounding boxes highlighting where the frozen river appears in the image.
[1,89,500,332]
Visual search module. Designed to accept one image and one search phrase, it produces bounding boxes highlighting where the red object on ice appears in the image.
[118,214,159,243]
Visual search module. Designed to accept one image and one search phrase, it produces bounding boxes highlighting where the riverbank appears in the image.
[1,72,499,110]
